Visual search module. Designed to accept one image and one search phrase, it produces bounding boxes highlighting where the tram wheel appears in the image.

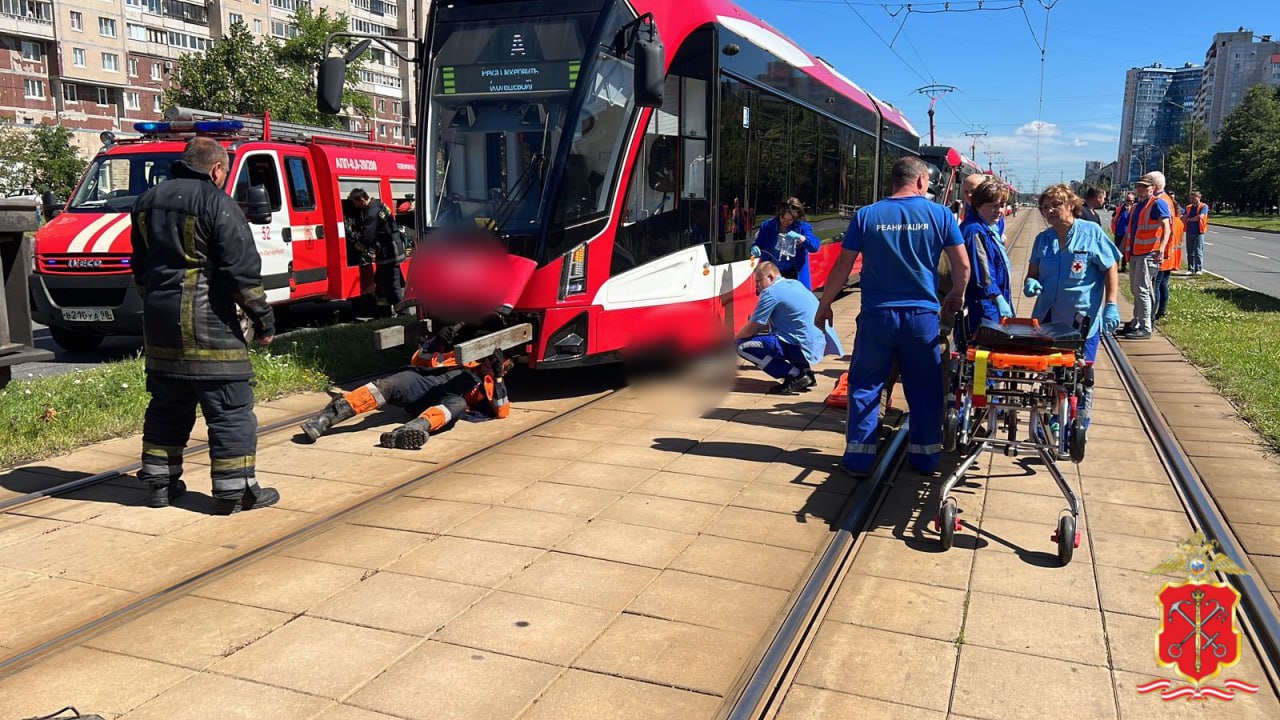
[938,499,958,551]
[1056,514,1077,566]
[1068,418,1087,463]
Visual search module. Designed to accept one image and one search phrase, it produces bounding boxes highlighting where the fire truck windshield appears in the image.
[68,152,186,213]
[425,13,597,237]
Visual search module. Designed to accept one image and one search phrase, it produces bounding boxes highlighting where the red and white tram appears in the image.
[328,0,921,367]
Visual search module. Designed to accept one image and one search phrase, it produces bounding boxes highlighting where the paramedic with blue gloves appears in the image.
[816,157,970,476]
[752,197,822,288]
[961,180,1014,334]
[735,261,842,395]
[1023,184,1120,425]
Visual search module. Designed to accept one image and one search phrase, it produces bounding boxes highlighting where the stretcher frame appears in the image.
[937,316,1092,565]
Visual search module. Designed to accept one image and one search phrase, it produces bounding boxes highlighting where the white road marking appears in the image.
[1247,252,1270,260]
[1242,235,1256,240]
[1204,242,1214,246]
[1204,271,1257,293]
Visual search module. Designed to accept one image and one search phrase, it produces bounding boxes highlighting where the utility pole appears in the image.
[963,127,987,162]
[914,84,957,146]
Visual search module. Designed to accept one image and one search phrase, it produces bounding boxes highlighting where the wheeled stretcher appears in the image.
[936,316,1094,565]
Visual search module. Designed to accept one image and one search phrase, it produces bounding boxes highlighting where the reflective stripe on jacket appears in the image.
[1131,193,1171,256]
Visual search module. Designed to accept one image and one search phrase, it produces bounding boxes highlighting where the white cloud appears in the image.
[1015,120,1061,137]
[1071,138,1089,147]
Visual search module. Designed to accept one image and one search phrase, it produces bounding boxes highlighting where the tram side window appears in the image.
[613,75,711,276]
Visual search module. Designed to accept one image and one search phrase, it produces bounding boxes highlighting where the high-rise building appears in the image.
[0,0,418,157]
[1195,28,1280,144]
[1117,62,1202,187]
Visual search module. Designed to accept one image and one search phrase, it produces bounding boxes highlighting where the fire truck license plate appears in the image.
[62,308,114,322]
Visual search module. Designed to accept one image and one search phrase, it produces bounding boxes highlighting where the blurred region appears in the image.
[406,231,536,323]
[622,343,738,417]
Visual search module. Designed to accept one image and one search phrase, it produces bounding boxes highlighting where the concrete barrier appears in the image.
[0,196,53,387]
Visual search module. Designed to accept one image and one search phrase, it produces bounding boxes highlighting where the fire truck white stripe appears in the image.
[67,214,124,254]
[90,215,132,254]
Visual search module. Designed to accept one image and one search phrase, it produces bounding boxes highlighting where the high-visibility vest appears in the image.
[1131,193,1173,256]
[1161,207,1185,271]
[1185,202,1208,233]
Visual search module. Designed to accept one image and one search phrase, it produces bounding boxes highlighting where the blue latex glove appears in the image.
[1102,302,1122,334]
[785,230,803,241]
[995,295,1014,318]
[750,245,761,258]
[1023,278,1043,297]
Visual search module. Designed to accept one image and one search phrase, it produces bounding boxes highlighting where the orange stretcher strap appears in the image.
[825,372,850,409]
[967,347,1076,372]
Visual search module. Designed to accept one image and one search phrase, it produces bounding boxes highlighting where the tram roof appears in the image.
[640,0,919,138]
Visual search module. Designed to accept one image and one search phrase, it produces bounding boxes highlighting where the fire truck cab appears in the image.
[29,112,416,351]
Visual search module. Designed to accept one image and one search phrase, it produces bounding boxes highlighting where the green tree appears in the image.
[165,10,370,129]
[27,125,88,198]
[0,124,32,194]
[1163,118,1209,200]
[1202,84,1280,210]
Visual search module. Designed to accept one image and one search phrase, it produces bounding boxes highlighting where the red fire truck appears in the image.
[29,112,416,351]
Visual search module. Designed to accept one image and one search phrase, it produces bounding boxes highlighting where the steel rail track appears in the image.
[0,385,620,676]
[1104,333,1280,681]
[724,418,910,720]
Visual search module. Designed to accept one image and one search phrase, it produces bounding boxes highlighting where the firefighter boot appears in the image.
[379,418,431,450]
[299,397,356,443]
[213,483,282,515]
[147,479,188,509]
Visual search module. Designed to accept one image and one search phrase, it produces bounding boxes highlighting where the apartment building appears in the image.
[1116,62,1202,187]
[1195,28,1280,144]
[0,0,418,156]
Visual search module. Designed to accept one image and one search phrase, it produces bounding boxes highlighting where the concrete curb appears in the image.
[1210,221,1280,235]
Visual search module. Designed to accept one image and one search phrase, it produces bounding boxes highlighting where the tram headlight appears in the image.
[560,243,587,298]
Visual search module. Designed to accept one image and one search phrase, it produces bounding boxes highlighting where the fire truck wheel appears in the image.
[50,326,104,353]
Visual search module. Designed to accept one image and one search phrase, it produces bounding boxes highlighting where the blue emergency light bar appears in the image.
[132,120,245,134]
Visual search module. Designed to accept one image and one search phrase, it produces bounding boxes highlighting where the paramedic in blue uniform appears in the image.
[961,180,1014,335]
[735,261,842,395]
[752,197,822,288]
[1023,184,1121,425]
[816,157,970,476]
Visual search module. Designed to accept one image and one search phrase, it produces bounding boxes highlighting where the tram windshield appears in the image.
[424,7,637,260]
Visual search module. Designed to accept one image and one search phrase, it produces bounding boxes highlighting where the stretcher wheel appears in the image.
[1055,515,1077,565]
[937,499,958,551]
[1068,418,1087,463]
[943,408,959,452]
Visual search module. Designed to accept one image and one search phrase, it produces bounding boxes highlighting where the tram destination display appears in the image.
[440,60,580,96]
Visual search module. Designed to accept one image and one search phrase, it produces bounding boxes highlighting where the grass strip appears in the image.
[0,318,412,469]
[1144,276,1280,453]
[1211,213,1280,233]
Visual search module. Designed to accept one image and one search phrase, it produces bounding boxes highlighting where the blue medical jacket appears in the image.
[960,213,1012,325]
[1030,221,1120,338]
[754,217,822,288]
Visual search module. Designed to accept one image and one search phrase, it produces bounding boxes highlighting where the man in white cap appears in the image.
[1120,172,1172,340]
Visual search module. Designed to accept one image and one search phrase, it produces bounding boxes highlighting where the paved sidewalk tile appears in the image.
[309,571,487,637]
[279,523,429,569]
[669,534,812,589]
[626,569,788,634]
[0,577,135,649]
[573,613,756,696]
[951,645,1115,720]
[192,555,366,614]
[211,615,418,699]
[499,551,658,612]
[85,595,290,670]
[776,686,945,720]
[963,591,1108,666]
[556,519,694,569]
[1113,670,1280,719]
[348,641,560,720]
[520,669,720,720]
[824,573,967,642]
[794,623,955,712]
[970,548,1099,609]
[632,471,748,505]
[703,505,833,552]
[0,646,193,719]
[433,591,615,664]
[849,534,974,590]
[596,493,722,533]
[384,536,543,588]
[124,669,337,719]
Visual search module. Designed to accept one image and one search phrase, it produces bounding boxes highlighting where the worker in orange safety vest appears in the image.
[1183,192,1209,275]
[1119,172,1173,339]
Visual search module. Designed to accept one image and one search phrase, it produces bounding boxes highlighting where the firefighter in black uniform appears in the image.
[130,136,279,514]
[346,188,406,316]
[298,330,511,450]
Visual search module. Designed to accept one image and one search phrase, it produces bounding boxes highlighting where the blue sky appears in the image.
[737,0,1280,193]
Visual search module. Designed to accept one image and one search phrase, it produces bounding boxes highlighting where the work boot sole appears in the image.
[300,421,324,443]
[213,487,281,515]
[380,428,428,450]
[147,479,187,508]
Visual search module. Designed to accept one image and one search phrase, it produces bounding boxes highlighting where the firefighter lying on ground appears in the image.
[298,330,511,450]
